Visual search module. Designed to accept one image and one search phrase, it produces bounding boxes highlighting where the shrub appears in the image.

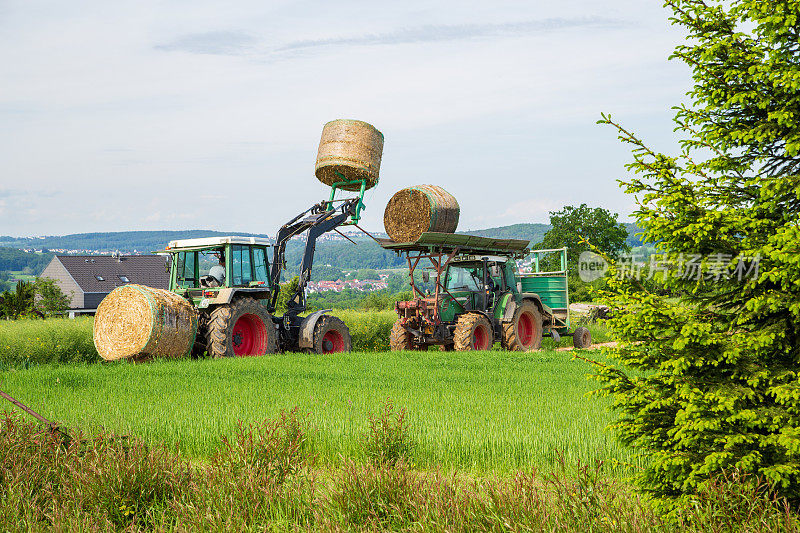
[361,398,414,467]
[331,310,396,352]
[212,406,310,485]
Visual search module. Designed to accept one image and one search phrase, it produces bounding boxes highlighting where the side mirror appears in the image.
[489,265,501,278]
[422,271,430,283]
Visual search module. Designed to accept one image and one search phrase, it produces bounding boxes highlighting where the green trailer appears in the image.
[379,233,591,351]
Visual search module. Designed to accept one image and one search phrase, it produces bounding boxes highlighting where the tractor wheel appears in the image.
[312,315,352,354]
[206,297,277,357]
[390,320,415,351]
[501,300,543,351]
[453,313,494,351]
[572,326,592,349]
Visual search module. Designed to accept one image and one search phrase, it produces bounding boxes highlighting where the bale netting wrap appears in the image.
[93,284,198,361]
[383,185,460,243]
[315,119,384,191]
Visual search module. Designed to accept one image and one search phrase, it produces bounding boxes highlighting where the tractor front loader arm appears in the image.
[268,198,359,319]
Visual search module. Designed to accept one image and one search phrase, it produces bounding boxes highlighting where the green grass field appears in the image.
[0,344,635,475]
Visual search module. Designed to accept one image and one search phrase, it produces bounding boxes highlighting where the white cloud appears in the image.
[0,0,689,235]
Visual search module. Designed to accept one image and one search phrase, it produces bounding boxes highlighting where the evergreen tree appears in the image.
[594,0,800,510]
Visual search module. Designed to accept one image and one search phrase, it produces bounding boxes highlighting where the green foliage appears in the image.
[32,278,71,316]
[276,275,300,313]
[539,204,630,266]
[0,278,70,319]
[0,247,53,274]
[311,264,345,281]
[595,0,800,511]
[0,281,36,319]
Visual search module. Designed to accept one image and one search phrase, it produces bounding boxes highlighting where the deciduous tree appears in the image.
[540,204,629,265]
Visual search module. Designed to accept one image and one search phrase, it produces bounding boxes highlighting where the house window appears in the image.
[118,275,130,283]
[95,275,104,281]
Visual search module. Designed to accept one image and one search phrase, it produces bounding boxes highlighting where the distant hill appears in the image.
[0,223,644,276]
[460,223,551,244]
[0,231,270,253]
[461,222,644,248]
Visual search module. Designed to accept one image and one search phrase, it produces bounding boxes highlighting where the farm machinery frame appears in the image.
[379,232,592,351]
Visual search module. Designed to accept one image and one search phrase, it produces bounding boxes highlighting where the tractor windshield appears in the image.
[199,248,224,278]
[445,265,482,292]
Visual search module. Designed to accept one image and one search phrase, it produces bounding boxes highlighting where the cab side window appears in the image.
[253,247,269,282]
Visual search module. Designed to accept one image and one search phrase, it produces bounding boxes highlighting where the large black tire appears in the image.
[501,300,543,351]
[390,320,415,351]
[312,315,352,354]
[572,326,592,349]
[206,297,277,358]
[453,313,494,351]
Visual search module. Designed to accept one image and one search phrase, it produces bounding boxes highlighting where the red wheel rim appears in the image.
[518,311,534,348]
[322,330,345,353]
[472,325,490,350]
[232,313,268,356]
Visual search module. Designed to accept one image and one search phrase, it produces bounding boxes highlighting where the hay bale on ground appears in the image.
[93,284,197,361]
[315,119,384,191]
[383,185,460,243]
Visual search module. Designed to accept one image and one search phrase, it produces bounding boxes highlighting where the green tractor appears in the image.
[160,197,363,357]
[378,232,591,351]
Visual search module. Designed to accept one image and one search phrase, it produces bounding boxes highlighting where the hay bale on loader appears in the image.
[315,119,384,191]
[93,284,197,361]
[383,185,460,243]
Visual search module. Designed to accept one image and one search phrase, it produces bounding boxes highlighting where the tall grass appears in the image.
[2,412,796,532]
[0,312,612,368]
[0,317,97,368]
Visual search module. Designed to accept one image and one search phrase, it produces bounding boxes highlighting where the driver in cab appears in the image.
[201,252,226,287]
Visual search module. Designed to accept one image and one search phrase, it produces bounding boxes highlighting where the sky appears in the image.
[0,0,692,237]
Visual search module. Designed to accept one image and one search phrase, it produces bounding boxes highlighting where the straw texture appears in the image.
[315,119,384,191]
[93,284,198,361]
[383,185,460,243]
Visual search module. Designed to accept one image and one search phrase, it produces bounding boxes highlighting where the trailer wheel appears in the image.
[501,300,543,351]
[207,297,276,357]
[572,326,592,349]
[454,313,494,351]
[390,320,415,351]
[312,315,351,354]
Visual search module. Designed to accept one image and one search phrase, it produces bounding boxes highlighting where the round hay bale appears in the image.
[315,119,384,191]
[93,284,198,361]
[383,185,460,243]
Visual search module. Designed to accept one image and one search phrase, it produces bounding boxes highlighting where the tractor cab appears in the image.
[160,236,272,309]
[440,254,519,322]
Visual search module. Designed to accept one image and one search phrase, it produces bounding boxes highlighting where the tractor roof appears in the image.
[378,232,529,257]
[164,236,272,251]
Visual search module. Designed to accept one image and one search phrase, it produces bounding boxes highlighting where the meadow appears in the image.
[0,344,631,475]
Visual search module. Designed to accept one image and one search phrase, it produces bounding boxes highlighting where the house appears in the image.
[39,254,169,316]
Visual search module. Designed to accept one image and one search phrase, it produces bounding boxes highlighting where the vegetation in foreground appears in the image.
[1,338,620,473]
[1,409,796,532]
